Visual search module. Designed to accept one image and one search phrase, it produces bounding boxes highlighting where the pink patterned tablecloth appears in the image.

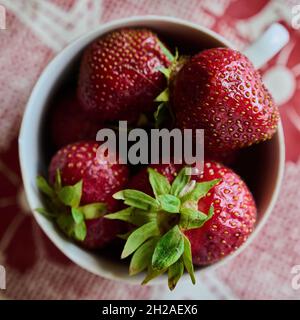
[1,0,300,300]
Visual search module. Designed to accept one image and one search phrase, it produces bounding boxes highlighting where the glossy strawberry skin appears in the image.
[78,28,170,122]
[171,48,279,152]
[50,89,101,148]
[49,141,129,209]
[48,141,129,249]
[184,161,257,265]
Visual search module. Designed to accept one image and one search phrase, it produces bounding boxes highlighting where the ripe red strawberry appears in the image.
[106,160,256,289]
[49,141,128,208]
[83,218,122,250]
[127,163,256,265]
[50,88,101,148]
[171,48,279,152]
[184,161,256,265]
[78,28,171,122]
[37,141,129,249]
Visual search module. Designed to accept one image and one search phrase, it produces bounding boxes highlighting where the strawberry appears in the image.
[48,141,128,207]
[105,161,256,289]
[50,89,101,148]
[83,218,123,250]
[170,48,279,152]
[184,161,256,265]
[78,28,171,122]
[37,141,129,249]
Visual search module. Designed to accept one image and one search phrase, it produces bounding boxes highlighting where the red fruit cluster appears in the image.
[37,26,280,290]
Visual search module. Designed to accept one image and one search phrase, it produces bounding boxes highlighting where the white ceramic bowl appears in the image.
[19,16,285,284]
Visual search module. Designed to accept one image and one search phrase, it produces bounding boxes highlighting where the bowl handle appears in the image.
[243,23,289,69]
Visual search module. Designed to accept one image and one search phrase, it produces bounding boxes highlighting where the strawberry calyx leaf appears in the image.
[157,194,181,213]
[153,41,176,128]
[170,167,191,197]
[152,225,184,271]
[157,67,171,79]
[36,170,107,242]
[153,103,171,129]
[148,167,171,196]
[117,230,132,240]
[113,189,160,211]
[105,207,156,226]
[71,207,85,224]
[142,265,167,285]
[179,206,213,230]
[105,166,221,289]
[58,180,82,207]
[180,179,221,203]
[36,176,55,198]
[182,234,196,284]
[129,237,159,276]
[121,221,160,259]
[154,44,188,128]
[155,88,169,102]
[157,40,176,63]
[168,258,184,290]
[78,203,108,220]
[54,169,62,192]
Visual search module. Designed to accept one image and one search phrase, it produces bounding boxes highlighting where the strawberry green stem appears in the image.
[36,170,107,242]
[105,166,221,290]
[154,44,189,128]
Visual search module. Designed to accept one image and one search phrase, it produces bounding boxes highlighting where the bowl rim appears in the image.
[18,15,285,284]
